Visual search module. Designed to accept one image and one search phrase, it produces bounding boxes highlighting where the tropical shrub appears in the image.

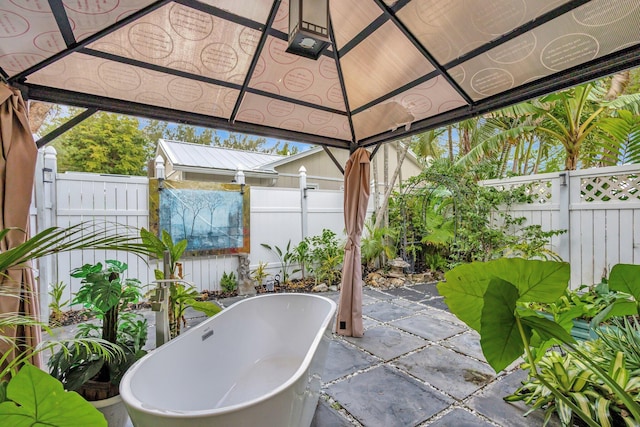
[438,258,640,427]
[261,240,296,283]
[251,261,269,287]
[48,281,69,327]
[389,160,564,271]
[140,228,220,337]
[220,271,237,293]
[361,217,396,269]
[304,229,344,285]
[48,260,148,399]
[0,223,152,425]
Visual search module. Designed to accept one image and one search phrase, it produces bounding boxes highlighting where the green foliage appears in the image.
[361,218,396,268]
[532,264,640,333]
[590,317,640,376]
[595,110,640,166]
[424,253,448,272]
[261,240,296,283]
[140,228,219,336]
[506,351,603,426]
[143,120,215,145]
[303,229,344,286]
[0,364,106,426]
[271,141,300,155]
[251,261,269,286]
[508,343,640,426]
[48,281,69,326]
[390,160,563,271]
[534,282,636,332]
[439,258,570,350]
[44,110,154,175]
[0,222,152,391]
[220,271,237,293]
[439,258,640,427]
[49,260,147,394]
[140,228,187,278]
[291,239,311,279]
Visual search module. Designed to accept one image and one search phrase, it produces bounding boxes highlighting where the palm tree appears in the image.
[457,82,640,172]
[455,104,537,177]
[530,82,640,170]
[411,129,444,165]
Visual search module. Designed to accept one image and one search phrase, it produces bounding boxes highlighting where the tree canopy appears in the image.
[43,110,153,176]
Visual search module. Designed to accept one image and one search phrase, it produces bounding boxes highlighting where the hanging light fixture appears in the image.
[287,0,330,60]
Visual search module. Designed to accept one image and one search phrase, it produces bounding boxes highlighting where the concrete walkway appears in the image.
[46,282,558,426]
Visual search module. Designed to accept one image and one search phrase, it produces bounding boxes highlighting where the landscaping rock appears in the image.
[388,258,410,278]
[313,283,329,293]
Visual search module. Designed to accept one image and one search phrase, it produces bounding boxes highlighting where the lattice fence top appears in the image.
[491,180,553,204]
[581,174,639,203]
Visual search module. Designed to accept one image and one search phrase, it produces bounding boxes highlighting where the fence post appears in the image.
[35,146,57,323]
[299,166,308,239]
[557,171,571,266]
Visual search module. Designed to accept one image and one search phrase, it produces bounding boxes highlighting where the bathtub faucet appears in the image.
[150,280,172,347]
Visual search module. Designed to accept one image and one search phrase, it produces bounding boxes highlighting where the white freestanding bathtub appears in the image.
[120,293,336,427]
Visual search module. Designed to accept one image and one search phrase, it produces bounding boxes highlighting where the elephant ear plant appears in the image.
[48,260,148,400]
[438,258,640,427]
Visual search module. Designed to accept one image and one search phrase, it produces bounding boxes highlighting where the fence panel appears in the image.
[54,173,150,309]
[36,173,348,312]
[483,165,640,288]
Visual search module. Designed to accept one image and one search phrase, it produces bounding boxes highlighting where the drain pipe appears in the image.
[300,166,308,239]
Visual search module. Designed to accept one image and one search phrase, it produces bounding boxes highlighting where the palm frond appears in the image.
[603,92,640,115]
[0,222,151,273]
[456,125,535,168]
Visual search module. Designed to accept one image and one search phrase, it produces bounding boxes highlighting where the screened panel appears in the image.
[28,53,239,118]
[397,0,561,64]
[451,0,640,100]
[248,36,345,112]
[237,92,351,140]
[340,21,435,110]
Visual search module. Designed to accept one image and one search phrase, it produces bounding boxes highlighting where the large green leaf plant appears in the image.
[438,258,640,427]
[1,222,152,425]
[48,260,148,398]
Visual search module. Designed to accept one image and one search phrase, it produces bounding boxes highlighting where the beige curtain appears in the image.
[0,83,41,371]
[336,148,370,337]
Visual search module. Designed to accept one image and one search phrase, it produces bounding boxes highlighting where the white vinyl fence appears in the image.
[32,148,368,317]
[482,164,640,288]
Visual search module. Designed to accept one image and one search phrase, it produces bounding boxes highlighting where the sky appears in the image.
[146,118,313,153]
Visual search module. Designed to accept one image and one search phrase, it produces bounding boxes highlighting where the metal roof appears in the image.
[3,0,640,151]
[159,139,284,172]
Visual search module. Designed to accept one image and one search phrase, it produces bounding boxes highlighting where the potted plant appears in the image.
[0,223,151,426]
[48,260,148,427]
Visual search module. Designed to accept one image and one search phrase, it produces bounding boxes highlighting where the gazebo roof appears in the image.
[2,0,639,150]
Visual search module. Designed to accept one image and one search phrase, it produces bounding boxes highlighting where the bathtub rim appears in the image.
[119,292,337,418]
